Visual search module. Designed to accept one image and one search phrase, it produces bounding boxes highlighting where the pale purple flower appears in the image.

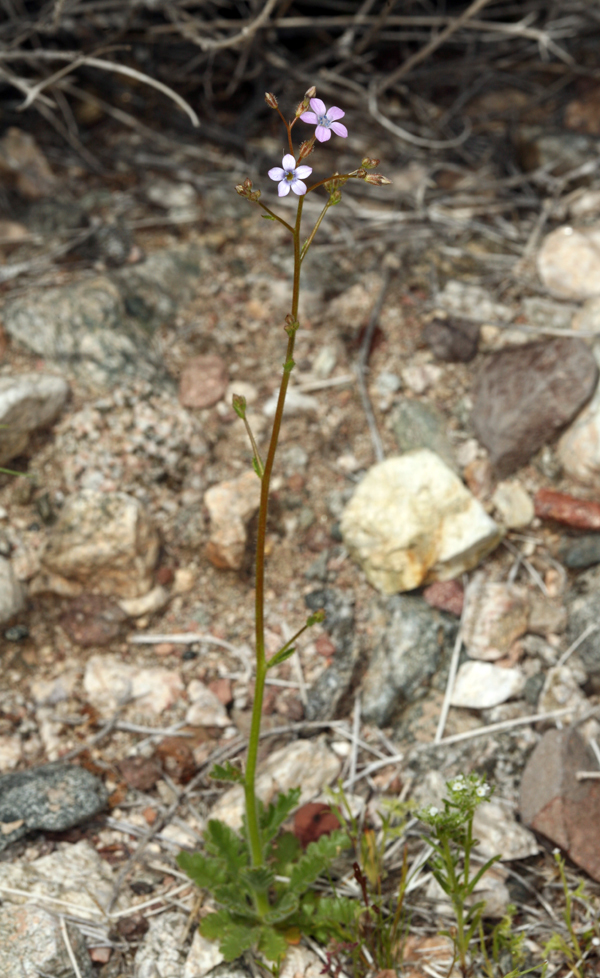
[300,98,348,142]
[268,154,312,196]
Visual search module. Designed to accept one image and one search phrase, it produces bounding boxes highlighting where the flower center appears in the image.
[317,114,331,127]
[286,171,294,181]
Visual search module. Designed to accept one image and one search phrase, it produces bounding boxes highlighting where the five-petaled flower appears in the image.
[300,98,348,142]
[268,154,312,196]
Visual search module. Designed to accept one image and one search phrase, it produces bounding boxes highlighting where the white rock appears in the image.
[204,470,261,570]
[263,387,318,417]
[0,904,92,978]
[0,372,69,465]
[401,362,442,395]
[435,280,513,322]
[209,738,341,829]
[491,480,534,528]
[119,584,170,618]
[0,734,21,772]
[84,654,183,716]
[186,680,229,727]
[450,661,526,709]
[472,799,538,861]
[30,669,79,706]
[558,349,600,485]
[460,576,529,661]
[183,929,224,978]
[538,224,600,300]
[40,490,159,598]
[134,911,187,978]
[279,945,324,978]
[0,556,26,625]
[340,451,502,594]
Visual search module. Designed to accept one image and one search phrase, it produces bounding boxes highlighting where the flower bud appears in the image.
[365,173,392,185]
[354,168,367,180]
[243,177,252,190]
[361,157,380,170]
[235,184,247,196]
[249,190,261,201]
[265,92,278,109]
[232,394,247,419]
[304,86,317,99]
[298,139,315,160]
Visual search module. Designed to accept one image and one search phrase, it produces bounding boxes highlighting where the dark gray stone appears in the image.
[391,398,455,470]
[304,588,358,721]
[361,594,457,727]
[559,533,600,569]
[472,338,598,479]
[0,762,108,851]
[566,564,600,683]
[422,316,479,362]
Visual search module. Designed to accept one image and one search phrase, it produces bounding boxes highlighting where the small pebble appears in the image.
[4,624,29,641]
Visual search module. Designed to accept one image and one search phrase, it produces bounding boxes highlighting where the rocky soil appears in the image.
[2,85,600,976]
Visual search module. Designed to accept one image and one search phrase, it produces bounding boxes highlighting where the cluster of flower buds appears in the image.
[295,86,317,119]
[348,166,391,186]
[361,157,380,169]
[235,177,261,202]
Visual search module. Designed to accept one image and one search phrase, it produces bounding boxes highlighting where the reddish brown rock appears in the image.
[116,755,162,792]
[293,802,340,848]
[179,354,228,409]
[155,736,196,784]
[59,594,128,647]
[520,728,600,881]
[422,579,464,617]
[534,487,600,530]
[471,338,598,478]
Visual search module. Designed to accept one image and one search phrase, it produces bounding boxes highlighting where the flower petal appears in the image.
[300,111,318,125]
[327,106,345,121]
[278,181,291,196]
[309,97,327,116]
[294,165,313,179]
[268,167,284,181]
[330,121,348,138]
[291,179,307,195]
[281,153,296,170]
[315,125,331,142]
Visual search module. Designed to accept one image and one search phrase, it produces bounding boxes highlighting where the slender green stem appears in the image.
[244,195,304,915]
[257,200,294,233]
[300,199,332,262]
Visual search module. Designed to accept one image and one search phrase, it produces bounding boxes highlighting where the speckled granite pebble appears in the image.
[0,762,107,850]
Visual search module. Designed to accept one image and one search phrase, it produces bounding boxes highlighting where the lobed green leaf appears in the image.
[260,787,302,844]
[288,829,350,893]
[210,761,245,784]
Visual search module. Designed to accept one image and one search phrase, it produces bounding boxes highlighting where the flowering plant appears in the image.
[177,88,390,966]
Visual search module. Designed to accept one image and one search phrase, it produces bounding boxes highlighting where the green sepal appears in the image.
[283,357,295,373]
[306,610,325,626]
[232,393,247,419]
[262,214,276,221]
[267,645,295,669]
[210,761,245,784]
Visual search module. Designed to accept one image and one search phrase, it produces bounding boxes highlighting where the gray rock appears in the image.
[391,398,455,469]
[0,762,107,851]
[0,372,69,465]
[566,564,600,682]
[4,244,207,390]
[361,595,457,726]
[472,338,598,479]
[0,904,92,978]
[422,316,480,362]
[40,489,159,598]
[559,533,600,569]
[0,556,25,626]
[304,588,359,721]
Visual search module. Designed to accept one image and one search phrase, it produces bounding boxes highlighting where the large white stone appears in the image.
[450,661,526,709]
[0,556,25,625]
[40,490,159,597]
[538,225,600,300]
[0,372,69,465]
[209,738,341,830]
[84,654,183,716]
[340,450,502,594]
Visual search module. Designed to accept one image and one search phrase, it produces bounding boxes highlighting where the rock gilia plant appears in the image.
[177,88,391,965]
